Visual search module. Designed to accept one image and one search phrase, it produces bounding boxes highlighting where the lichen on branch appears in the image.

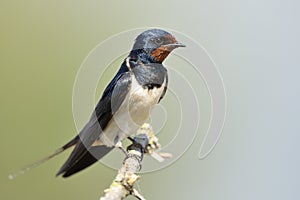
[100,123,171,200]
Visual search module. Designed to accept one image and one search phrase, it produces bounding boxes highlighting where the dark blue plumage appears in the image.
[56,29,185,177]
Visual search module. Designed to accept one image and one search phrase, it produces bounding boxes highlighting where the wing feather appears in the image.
[57,63,132,177]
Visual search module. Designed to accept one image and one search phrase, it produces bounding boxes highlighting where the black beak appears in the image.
[166,42,186,48]
[174,42,186,47]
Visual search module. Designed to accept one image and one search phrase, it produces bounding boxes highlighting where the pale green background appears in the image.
[1,0,300,200]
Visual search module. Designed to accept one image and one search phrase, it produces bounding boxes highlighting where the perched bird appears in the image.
[9,29,185,179]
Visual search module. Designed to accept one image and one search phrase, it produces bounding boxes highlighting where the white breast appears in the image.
[100,74,166,147]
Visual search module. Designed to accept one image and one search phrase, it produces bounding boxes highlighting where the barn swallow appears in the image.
[9,29,185,179]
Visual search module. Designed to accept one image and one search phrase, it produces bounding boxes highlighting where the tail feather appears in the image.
[57,145,113,178]
[56,140,89,176]
[8,136,79,180]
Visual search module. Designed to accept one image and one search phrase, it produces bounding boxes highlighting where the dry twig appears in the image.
[100,123,171,200]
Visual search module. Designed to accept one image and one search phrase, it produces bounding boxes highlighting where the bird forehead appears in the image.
[163,34,177,43]
[138,29,172,40]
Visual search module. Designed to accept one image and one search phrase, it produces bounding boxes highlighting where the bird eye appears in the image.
[154,38,164,45]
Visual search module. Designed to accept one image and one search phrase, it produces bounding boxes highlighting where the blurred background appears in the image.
[1,0,299,199]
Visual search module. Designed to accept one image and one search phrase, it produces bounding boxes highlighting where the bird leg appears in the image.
[115,135,150,169]
[127,136,135,143]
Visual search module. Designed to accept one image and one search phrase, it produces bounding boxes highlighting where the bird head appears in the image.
[130,29,185,63]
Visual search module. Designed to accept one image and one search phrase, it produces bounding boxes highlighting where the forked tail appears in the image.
[8,136,78,180]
